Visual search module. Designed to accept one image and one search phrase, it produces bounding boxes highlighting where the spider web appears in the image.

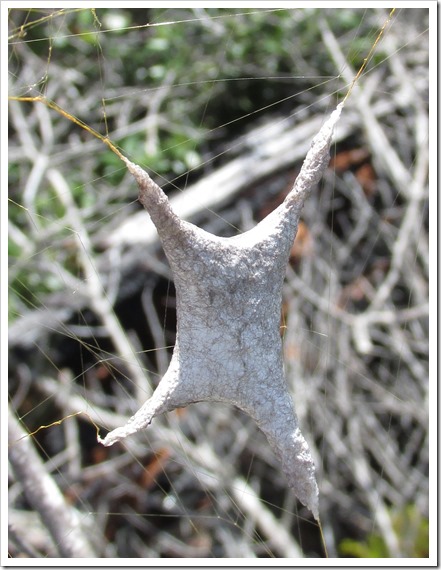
[6,5,431,561]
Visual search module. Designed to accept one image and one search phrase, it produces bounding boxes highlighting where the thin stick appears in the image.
[317,518,329,558]
[343,8,396,103]
[9,95,127,162]
[8,411,102,446]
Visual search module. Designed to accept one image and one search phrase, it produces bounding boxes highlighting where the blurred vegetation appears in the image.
[339,505,429,558]
[9,7,384,175]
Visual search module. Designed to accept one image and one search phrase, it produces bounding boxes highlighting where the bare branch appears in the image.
[8,407,98,558]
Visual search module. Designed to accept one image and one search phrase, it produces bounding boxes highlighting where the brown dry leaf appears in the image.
[290,220,314,261]
[139,448,172,490]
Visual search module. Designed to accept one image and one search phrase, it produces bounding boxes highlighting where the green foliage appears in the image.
[339,505,429,558]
